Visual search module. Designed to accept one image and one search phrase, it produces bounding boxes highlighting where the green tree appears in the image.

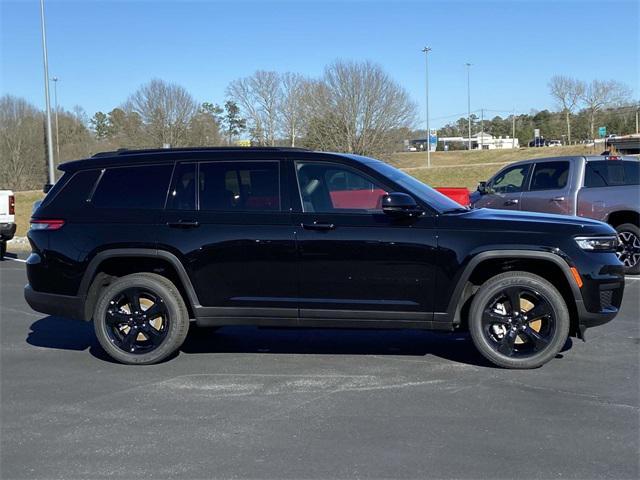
[90,111,109,139]
[222,100,246,144]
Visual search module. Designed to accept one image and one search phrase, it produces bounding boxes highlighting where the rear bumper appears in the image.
[0,223,16,241]
[24,285,86,321]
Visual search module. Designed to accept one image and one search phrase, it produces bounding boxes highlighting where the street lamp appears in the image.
[422,46,432,168]
[51,76,60,162]
[465,63,472,151]
[39,0,55,184]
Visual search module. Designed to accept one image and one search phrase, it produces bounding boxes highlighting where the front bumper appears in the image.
[24,285,86,321]
[0,223,16,241]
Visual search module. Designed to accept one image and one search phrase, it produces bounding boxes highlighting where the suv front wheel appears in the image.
[94,273,190,365]
[468,271,570,369]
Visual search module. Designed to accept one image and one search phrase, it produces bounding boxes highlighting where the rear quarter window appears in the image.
[584,161,640,187]
[43,170,101,210]
[91,164,173,209]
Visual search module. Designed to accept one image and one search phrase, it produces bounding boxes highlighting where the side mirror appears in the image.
[477,181,488,194]
[382,192,422,216]
[43,183,53,194]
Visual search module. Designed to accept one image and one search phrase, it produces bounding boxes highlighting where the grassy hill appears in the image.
[12,144,598,238]
[388,145,596,189]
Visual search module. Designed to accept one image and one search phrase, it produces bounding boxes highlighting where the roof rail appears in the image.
[89,146,310,157]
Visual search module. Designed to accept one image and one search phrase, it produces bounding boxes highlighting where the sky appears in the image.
[1,0,638,129]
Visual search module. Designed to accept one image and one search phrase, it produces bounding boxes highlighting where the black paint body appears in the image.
[25,148,625,335]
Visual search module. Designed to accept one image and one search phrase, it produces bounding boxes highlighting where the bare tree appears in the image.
[227,71,281,146]
[279,73,311,147]
[306,60,416,155]
[124,79,198,147]
[0,95,46,190]
[548,75,584,144]
[581,80,632,140]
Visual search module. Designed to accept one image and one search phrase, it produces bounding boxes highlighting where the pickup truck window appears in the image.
[584,161,640,187]
[491,164,530,193]
[530,161,569,191]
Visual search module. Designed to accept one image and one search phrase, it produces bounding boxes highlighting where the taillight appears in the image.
[606,156,620,160]
[30,219,65,231]
[8,195,15,215]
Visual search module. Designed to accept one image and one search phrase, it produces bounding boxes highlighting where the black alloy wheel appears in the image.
[105,287,170,354]
[481,286,555,358]
[469,271,570,369]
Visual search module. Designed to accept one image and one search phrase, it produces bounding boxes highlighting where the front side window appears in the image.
[92,164,173,209]
[529,161,570,191]
[199,161,280,212]
[491,164,530,193]
[296,162,388,213]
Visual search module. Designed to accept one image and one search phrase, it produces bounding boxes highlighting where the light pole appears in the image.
[39,0,55,184]
[422,46,432,168]
[465,63,472,150]
[51,76,60,162]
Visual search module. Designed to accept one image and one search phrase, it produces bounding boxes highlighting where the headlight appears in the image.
[574,235,619,251]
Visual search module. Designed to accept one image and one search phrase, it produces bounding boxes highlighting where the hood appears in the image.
[448,208,616,236]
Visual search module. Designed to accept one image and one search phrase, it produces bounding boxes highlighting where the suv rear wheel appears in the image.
[468,271,570,369]
[93,273,190,365]
[615,223,640,275]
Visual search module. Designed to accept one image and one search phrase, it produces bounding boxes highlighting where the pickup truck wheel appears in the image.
[469,272,569,369]
[615,223,640,275]
[93,273,190,365]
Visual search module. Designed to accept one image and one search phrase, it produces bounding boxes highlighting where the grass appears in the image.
[388,145,597,189]
[10,145,597,237]
[14,190,44,237]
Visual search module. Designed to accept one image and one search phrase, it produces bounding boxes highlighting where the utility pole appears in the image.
[480,108,484,150]
[51,76,60,162]
[465,63,472,150]
[512,108,516,149]
[39,0,55,184]
[422,46,432,168]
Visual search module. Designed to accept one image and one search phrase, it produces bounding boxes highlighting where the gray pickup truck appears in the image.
[471,155,640,273]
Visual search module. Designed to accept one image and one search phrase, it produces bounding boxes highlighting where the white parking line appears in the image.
[625,276,640,281]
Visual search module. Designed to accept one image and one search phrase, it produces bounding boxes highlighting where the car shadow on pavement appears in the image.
[26,317,573,368]
[26,316,115,362]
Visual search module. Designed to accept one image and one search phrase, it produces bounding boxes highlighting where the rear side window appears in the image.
[199,161,280,212]
[530,161,570,191]
[167,163,196,210]
[92,165,173,209]
[584,161,640,187]
[44,170,101,209]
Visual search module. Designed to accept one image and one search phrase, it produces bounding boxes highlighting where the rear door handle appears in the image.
[302,222,336,231]
[167,220,200,229]
[551,196,565,202]
[504,199,519,206]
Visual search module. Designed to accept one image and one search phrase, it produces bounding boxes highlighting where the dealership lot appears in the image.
[1,256,638,479]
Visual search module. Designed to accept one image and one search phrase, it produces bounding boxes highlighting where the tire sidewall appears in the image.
[94,274,189,365]
[469,273,570,369]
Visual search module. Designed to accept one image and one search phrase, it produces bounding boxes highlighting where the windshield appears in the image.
[361,159,467,213]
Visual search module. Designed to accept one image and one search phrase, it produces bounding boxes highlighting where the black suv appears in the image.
[25,148,625,368]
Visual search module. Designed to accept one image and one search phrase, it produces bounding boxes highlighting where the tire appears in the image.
[93,273,190,365]
[468,271,570,369]
[0,240,5,260]
[615,223,640,275]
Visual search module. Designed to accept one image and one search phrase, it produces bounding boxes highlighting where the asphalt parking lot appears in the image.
[1,254,638,480]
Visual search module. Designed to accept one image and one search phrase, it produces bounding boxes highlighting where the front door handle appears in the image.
[551,196,565,202]
[504,199,519,206]
[167,220,200,229]
[302,222,336,231]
